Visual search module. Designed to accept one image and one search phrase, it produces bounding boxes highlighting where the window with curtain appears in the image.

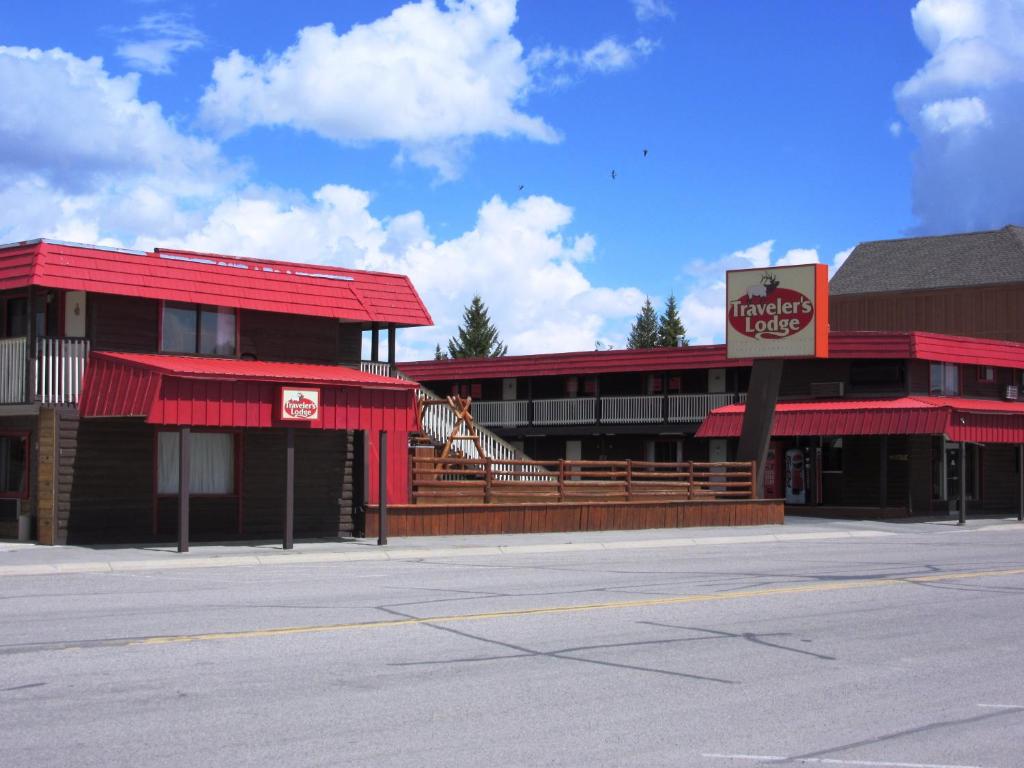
[158,432,235,494]
[0,434,27,497]
[929,363,960,396]
[160,303,237,356]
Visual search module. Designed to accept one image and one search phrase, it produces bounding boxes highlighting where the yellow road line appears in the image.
[133,565,1024,647]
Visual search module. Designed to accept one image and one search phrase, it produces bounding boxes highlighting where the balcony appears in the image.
[470,392,746,428]
[0,336,91,406]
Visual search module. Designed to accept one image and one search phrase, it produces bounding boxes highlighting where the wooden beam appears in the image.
[25,286,35,404]
[387,324,396,368]
[178,427,190,553]
[958,441,967,525]
[370,322,380,363]
[736,359,784,496]
[879,435,888,510]
[284,427,294,549]
[378,430,388,545]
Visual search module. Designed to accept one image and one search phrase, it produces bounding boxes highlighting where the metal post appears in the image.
[370,322,380,363]
[387,324,396,369]
[1019,445,1023,522]
[378,430,388,546]
[879,435,888,510]
[178,427,190,553]
[958,441,967,526]
[284,428,294,549]
[25,286,36,404]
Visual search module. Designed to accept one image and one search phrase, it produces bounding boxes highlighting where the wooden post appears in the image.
[1019,445,1023,522]
[879,436,888,511]
[378,430,388,545]
[626,459,633,500]
[687,460,694,500]
[387,324,396,370]
[25,286,36,404]
[959,441,967,525]
[736,359,784,497]
[370,322,380,363]
[750,460,758,499]
[178,427,190,553]
[558,459,566,502]
[484,458,493,504]
[284,427,294,550]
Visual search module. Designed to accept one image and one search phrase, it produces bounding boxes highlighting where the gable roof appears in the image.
[830,225,1024,296]
[0,239,433,328]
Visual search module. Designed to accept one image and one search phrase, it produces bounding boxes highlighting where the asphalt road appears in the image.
[3,523,1024,768]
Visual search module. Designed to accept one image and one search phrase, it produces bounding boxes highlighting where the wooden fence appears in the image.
[410,457,757,506]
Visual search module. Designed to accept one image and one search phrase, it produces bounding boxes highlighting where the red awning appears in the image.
[696,396,1024,444]
[80,352,419,431]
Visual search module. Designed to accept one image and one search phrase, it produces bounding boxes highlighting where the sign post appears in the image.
[727,264,829,497]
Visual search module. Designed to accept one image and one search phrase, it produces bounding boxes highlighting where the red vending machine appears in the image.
[785,448,806,504]
[763,441,785,499]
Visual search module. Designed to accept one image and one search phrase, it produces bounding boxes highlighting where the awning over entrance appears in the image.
[80,352,419,431]
[696,396,1024,444]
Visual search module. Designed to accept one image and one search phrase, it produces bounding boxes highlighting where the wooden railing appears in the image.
[471,399,529,427]
[411,457,757,505]
[532,397,597,425]
[601,394,664,424]
[0,337,26,404]
[0,336,91,405]
[360,360,393,378]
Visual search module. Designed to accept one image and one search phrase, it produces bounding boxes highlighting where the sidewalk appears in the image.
[1,516,1021,577]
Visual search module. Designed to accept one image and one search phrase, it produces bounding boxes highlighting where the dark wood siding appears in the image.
[240,310,362,365]
[88,294,159,353]
[831,284,1024,342]
[981,444,1018,510]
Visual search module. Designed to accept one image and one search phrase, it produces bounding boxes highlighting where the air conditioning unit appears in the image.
[1005,385,1019,401]
[810,381,844,399]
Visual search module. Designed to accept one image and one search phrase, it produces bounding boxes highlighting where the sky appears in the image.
[1,0,1022,359]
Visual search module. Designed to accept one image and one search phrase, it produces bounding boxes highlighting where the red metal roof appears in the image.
[399,331,1024,381]
[80,352,418,431]
[695,396,1024,444]
[0,239,432,327]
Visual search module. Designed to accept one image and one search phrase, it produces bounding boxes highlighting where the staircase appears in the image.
[360,362,530,465]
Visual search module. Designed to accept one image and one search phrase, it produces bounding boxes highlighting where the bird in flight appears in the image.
[643,148,649,158]
[518,184,524,191]
[610,170,617,180]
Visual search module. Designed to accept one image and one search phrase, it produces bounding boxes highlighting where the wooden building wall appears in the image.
[0,414,39,541]
[831,283,1024,342]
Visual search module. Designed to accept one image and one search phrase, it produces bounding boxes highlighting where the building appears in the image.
[400,330,1024,516]
[831,225,1024,341]
[0,239,432,545]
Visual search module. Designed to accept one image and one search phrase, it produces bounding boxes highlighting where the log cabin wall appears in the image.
[88,294,159,353]
[831,283,1024,342]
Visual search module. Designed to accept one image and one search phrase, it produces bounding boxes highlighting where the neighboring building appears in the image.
[0,239,432,544]
[400,331,1024,515]
[831,225,1024,341]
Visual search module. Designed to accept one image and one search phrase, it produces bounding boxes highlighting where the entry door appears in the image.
[65,291,86,338]
[565,440,582,461]
[708,369,726,393]
[502,378,517,401]
[709,439,728,463]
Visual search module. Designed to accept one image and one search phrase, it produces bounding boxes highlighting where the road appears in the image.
[3,522,1024,767]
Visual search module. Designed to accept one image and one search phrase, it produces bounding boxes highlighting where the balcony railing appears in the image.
[470,392,746,428]
[360,360,393,378]
[0,336,91,406]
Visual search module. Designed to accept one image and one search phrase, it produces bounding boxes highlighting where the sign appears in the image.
[280,387,321,422]
[726,263,829,359]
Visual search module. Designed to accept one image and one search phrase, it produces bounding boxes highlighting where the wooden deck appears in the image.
[364,498,783,537]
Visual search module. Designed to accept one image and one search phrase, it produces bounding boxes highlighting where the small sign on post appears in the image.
[280,387,322,422]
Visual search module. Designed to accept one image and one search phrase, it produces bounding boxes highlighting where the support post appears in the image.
[736,359,784,497]
[370,322,380,363]
[879,435,888,510]
[284,428,294,550]
[387,324,396,370]
[1019,444,1023,522]
[25,286,36,404]
[958,441,967,526]
[178,427,190,553]
[377,430,388,546]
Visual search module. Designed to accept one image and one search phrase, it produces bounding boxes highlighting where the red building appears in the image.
[0,239,432,546]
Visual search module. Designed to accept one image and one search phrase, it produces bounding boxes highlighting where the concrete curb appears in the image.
[0,529,903,577]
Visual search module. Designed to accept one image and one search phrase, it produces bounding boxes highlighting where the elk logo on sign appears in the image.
[729,271,814,340]
[281,388,320,421]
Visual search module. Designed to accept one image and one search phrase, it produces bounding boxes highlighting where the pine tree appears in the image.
[627,297,659,349]
[433,343,446,360]
[446,295,508,358]
[657,293,688,347]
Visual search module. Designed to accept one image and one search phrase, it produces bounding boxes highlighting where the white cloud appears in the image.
[115,12,204,75]
[895,0,1024,232]
[889,120,904,137]
[632,0,675,22]
[581,37,655,72]
[200,0,558,180]
[527,36,656,90]
[920,95,990,132]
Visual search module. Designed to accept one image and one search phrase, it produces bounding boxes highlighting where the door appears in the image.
[502,377,517,401]
[565,440,582,461]
[708,368,726,393]
[65,291,86,338]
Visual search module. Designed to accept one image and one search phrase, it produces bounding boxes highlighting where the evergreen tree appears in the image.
[433,343,446,360]
[446,295,508,358]
[627,297,659,349]
[657,293,688,347]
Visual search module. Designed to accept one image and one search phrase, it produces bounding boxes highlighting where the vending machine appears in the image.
[785,448,806,504]
[763,441,785,499]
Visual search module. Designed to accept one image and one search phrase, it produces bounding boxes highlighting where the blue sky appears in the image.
[1,0,1021,356]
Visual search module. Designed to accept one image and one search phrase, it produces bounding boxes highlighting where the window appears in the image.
[977,366,995,383]
[158,432,235,495]
[3,297,27,338]
[822,438,843,473]
[929,363,960,396]
[0,433,28,498]
[161,303,237,356]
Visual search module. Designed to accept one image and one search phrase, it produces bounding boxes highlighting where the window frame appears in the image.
[158,300,240,358]
[0,430,30,500]
[154,429,241,498]
[929,362,961,396]
[976,365,995,383]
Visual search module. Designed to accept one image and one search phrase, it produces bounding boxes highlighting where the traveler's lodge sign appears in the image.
[726,263,829,359]
[280,387,321,422]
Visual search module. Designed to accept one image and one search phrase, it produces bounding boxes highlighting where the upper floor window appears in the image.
[161,303,237,357]
[929,363,960,396]
[977,366,995,383]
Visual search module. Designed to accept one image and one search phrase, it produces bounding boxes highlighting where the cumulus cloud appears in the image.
[895,0,1024,232]
[527,36,655,90]
[678,241,852,345]
[631,0,674,22]
[115,12,204,75]
[200,0,558,180]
